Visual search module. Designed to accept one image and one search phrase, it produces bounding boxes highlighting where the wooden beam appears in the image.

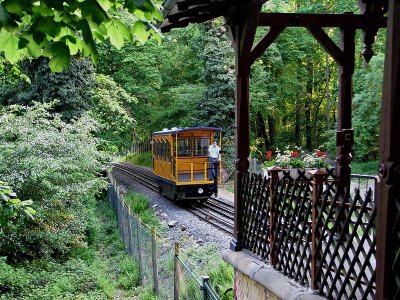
[249,26,285,65]
[376,0,400,298]
[166,5,215,22]
[176,0,210,10]
[306,26,345,65]
[227,1,262,252]
[258,13,386,29]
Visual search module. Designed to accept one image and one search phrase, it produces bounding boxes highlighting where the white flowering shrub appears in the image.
[0,103,108,259]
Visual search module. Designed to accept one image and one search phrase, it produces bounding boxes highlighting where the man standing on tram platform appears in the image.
[208,140,220,180]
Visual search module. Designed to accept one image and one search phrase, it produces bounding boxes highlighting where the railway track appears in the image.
[111,162,234,234]
[112,162,158,191]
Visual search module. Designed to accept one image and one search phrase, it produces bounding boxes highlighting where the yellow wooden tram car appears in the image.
[152,126,222,201]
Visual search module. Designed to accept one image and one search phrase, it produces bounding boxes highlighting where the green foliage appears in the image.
[117,257,140,289]
[0,0,162,71]
[126,153,152,168]
[181,243,234,300]
[195,22,235,138]
[150,83,205,131]
[1,57,96,120]
[0,103,107,259]
[351,161,378,175]
[207,260,235,300]
[0,182,35,231]
[96,39,163,140]
[352,53,384,161]
[91,74,137,152]
[124,191,159,227]
[0,196,143,299]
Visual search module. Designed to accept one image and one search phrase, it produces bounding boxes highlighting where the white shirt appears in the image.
[208,144,220,159]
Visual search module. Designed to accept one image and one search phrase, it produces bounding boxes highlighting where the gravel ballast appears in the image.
[111,169,233,252]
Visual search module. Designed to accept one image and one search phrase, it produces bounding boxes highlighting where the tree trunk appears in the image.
[256,112,270,150]
[295,95,301,146]
[267,114,276,147]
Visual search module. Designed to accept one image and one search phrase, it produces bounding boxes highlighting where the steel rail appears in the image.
[110,162,234,234]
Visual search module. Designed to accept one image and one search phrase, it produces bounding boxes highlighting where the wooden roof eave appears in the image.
[159,0,255,32]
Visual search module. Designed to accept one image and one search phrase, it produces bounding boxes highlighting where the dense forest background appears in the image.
[1,0,386,163]
[0,0,385,298]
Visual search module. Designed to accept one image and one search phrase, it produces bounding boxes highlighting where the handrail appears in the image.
[175,255,203,287]
[350,173,378,180]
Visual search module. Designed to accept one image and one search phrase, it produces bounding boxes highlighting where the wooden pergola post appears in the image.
[226,1,263,251]
[336,26,355,194]
[376,0,400,298]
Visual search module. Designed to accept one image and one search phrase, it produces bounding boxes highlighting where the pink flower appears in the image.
[321,154,327,158]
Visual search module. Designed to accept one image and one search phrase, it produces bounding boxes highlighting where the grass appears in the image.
[0,195,150,300]
[351,161,378,175]
[123,191,161,228]
[125,153,153,168]
[180,243,234,300]
[221,181,234,194]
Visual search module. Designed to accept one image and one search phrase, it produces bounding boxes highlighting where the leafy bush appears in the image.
[0,182,35,232]
[90,74,137,153]
[0,196,143,299]
[1,57,96,121]
[0,103,108,260]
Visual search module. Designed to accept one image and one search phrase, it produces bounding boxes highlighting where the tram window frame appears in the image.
[157,140,161,160]
[166,141,171,162]
[177,138,192,157]
[193,138,210,156]
[154,141,159,159]
[161,140,166,161]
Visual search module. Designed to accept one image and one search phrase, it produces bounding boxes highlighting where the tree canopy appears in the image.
[0,0,162,71]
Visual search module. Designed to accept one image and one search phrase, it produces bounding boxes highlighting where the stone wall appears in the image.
[222,250,326,300]
[235,270,279,300]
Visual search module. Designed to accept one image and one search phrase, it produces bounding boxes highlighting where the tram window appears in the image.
[193,138,210,156]
[178,139,192,157]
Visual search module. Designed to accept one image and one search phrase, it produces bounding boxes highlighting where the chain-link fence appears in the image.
[107,177,221,300]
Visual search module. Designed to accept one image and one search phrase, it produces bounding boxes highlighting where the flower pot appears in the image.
[262,168,270,179]
[278,168,316,180]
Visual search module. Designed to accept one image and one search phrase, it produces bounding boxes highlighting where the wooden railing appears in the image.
[240,169,376,299]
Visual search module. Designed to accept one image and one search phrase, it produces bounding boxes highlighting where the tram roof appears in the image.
[152,126,222,136]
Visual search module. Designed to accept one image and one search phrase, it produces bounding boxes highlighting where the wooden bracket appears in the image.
[249,26,285,65]
[307,26,345,65]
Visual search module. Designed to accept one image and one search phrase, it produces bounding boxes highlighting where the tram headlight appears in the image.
[198,188,204,194]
